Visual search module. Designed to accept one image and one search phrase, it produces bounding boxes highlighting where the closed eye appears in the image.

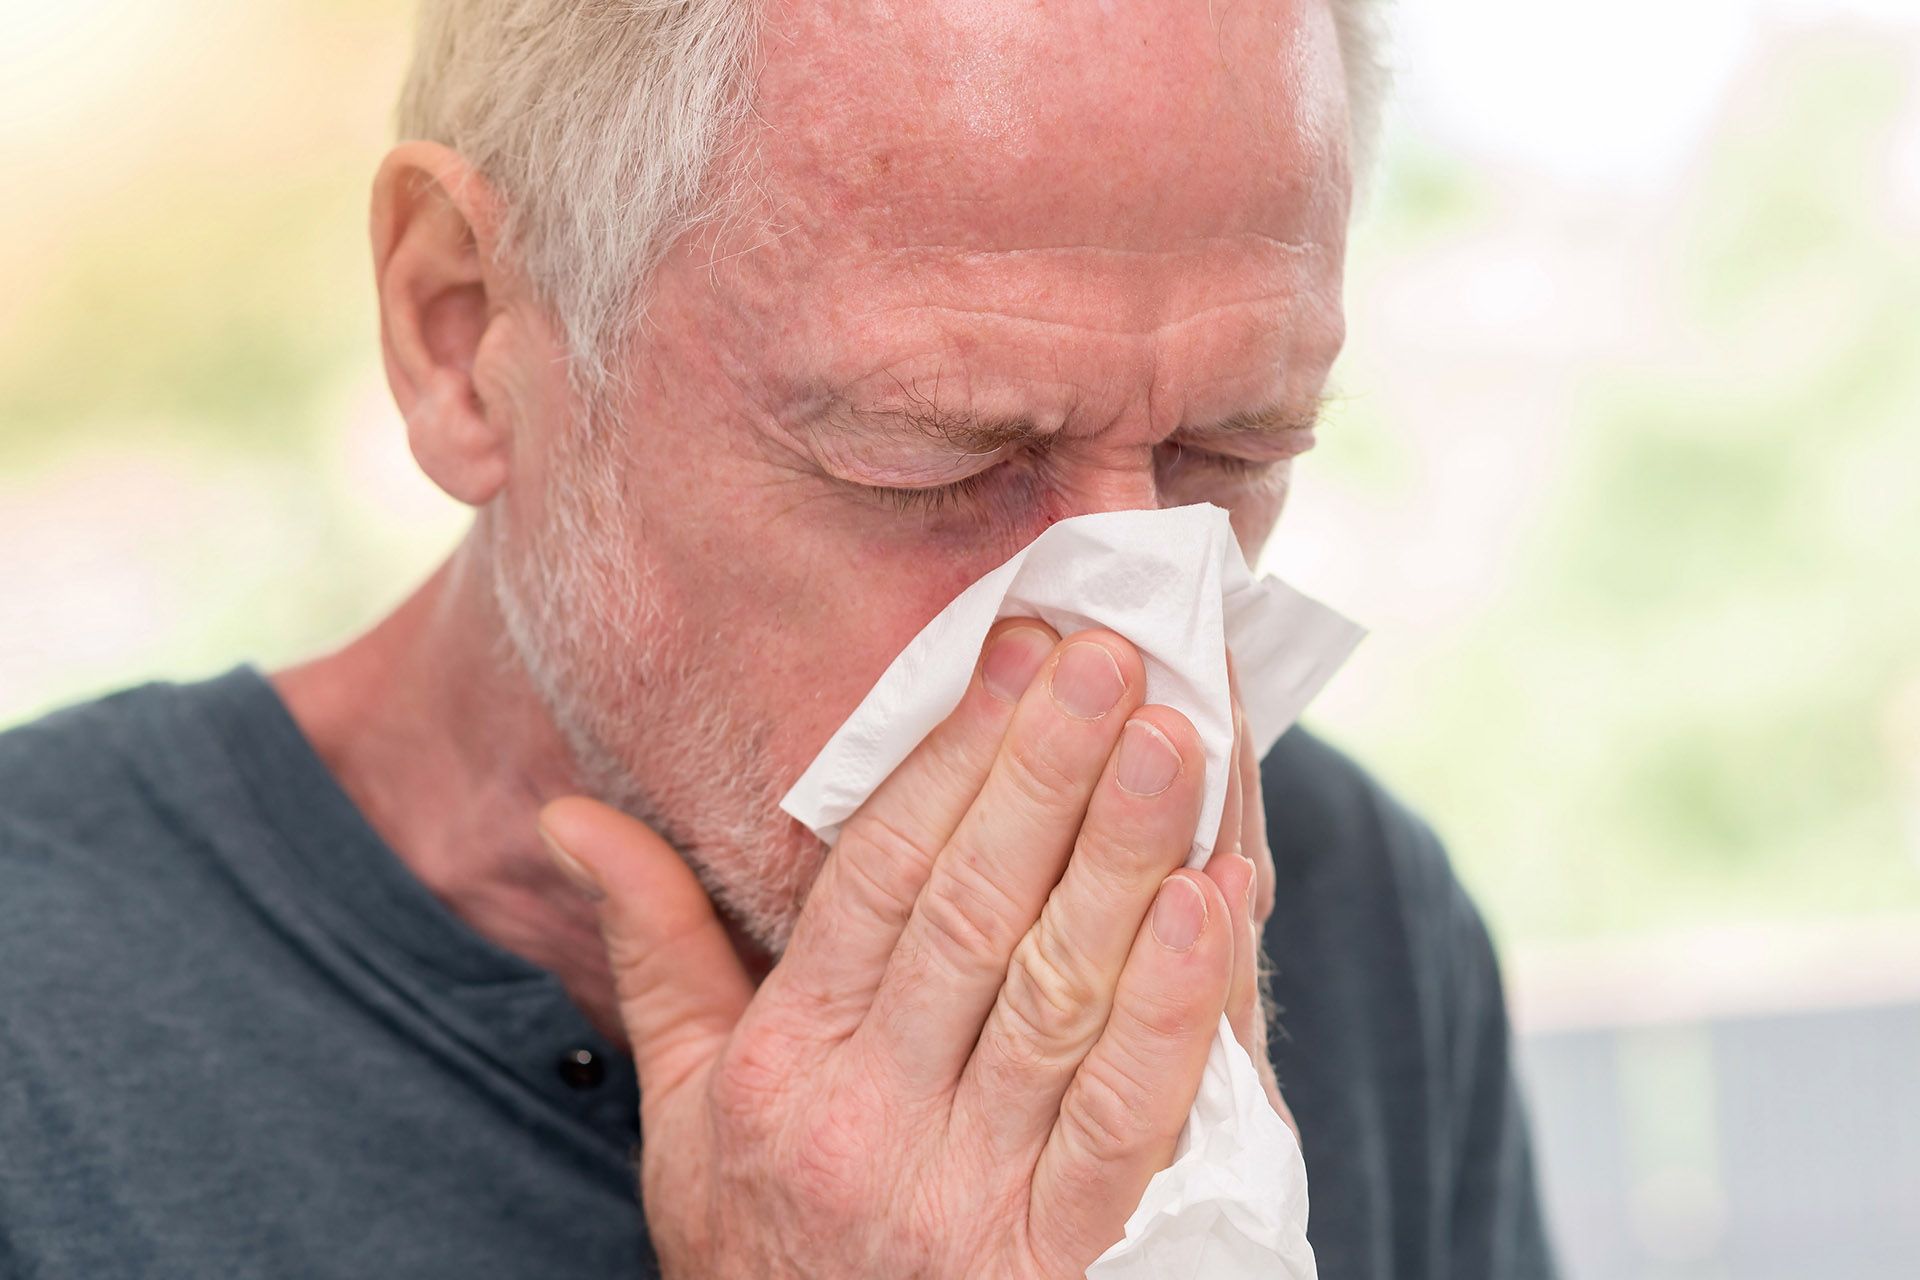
[1154,441,1284,481]
[866,441,1284,514]
[870,465,1004,513]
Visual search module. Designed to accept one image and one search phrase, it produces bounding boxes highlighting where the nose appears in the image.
[1043,448,1171,522]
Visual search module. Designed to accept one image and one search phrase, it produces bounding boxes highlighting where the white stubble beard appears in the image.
[487,418,824,955]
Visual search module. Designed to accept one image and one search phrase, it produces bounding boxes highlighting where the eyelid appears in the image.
[1166,434,1305,463]
[1159,439,1281,467]
[857,436,1288,516]
[870,463,1005,514]
[823,443,1013,491]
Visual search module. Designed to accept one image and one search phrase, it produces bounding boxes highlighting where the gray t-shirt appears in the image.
[0,668,1555,1278]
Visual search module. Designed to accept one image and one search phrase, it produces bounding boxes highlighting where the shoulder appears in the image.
[0,681,177,860]
[1258,725,1510,1115]
[1260,725,1492,971]
[1258,729,1550,1276]
[0,677,247,1002]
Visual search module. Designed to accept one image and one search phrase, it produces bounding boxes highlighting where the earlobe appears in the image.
[403,370,508,507]
[372,142,513,508]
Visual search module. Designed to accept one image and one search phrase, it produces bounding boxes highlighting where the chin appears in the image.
[557,676,822,956]
[681,815,829,959]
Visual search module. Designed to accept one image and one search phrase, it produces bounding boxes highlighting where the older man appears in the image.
[0,0,1553,1276]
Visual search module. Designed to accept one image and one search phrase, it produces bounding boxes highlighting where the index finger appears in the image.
[764,618,1060,1035]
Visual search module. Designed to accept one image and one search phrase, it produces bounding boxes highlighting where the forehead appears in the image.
[673,0,1352,428]
[749,0,1350,248]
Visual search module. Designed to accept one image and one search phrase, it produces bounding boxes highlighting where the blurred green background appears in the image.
[6,2,1919,1275]
[1306,16,1920,946]
[7,0,1914,952]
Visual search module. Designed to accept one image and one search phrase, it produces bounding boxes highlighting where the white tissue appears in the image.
[779,503,1362,1279]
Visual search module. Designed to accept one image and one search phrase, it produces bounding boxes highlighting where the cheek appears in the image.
[650,497,1001,788]
[766,547,992,779]
[1226,465,1291,558]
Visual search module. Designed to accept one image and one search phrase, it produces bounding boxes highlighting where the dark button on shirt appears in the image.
[558,1047,606,1090]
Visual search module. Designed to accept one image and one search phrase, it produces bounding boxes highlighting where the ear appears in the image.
[371,141,518,507]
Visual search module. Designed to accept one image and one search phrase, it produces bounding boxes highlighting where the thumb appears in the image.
[537,796,752,1107]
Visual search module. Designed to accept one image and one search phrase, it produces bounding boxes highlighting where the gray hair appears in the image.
[398,0,1392,396]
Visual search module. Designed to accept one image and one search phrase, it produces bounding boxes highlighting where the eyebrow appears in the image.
[813,395,1327,455]
[1187,399,1328,439]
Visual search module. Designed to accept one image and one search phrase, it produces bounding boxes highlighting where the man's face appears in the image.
[496,0,1352,951]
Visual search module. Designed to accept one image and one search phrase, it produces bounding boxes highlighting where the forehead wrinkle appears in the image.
[870,291,1299,339]
[872,235,1326,261]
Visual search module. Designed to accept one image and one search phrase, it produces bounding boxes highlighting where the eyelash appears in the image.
[875,446,1276,512]
[876,467,1004,513]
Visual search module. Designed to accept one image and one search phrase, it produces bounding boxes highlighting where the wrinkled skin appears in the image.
[278,0,1351,1274]
[544,618,1287,1275]
[590,0,1350,946]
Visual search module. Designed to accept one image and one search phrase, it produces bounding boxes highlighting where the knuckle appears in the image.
[999,734,1085,810]
[917,857,1026,968]
[1115,964,1220,1043]
[1072,819,1174,891]
[832,816,931,919]
[979,996,1054,1079]
[1000,927,1106,1050]
[1058,1055,1152,1164]
[869,935,949,1035]
[908,723,993,801]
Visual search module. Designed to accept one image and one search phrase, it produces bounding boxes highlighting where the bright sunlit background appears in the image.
[4,2,1917,1276]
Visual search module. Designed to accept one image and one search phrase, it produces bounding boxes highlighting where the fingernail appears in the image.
[1116,720,1181,795]
[1050,641,1125,719]
[1151,875,1207,951]
[982,626,1054,703]
[538,824,604,902]
[1238,852,1258,911]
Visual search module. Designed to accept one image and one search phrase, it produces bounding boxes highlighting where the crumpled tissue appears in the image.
[779,502,1363,1279]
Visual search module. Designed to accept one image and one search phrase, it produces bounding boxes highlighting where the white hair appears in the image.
[1332,0,1395,185]
[398,0,1393,395]
[398,0,762,400]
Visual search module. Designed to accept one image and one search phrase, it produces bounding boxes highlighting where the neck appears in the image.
[271,528,630,1049]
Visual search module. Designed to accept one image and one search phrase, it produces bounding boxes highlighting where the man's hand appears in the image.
[539,621,1286,1278]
